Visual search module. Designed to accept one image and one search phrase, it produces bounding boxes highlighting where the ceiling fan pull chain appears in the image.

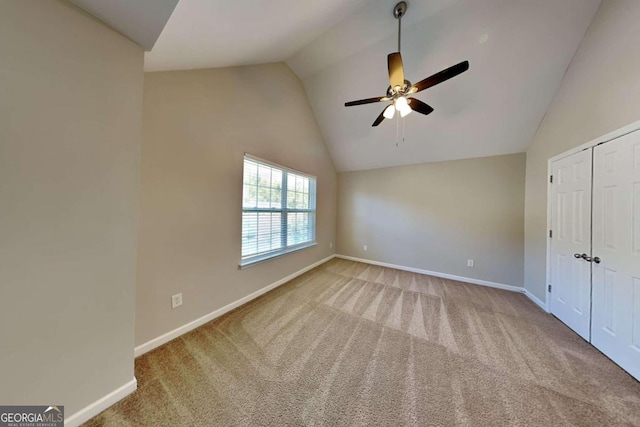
[402,116,406,146]
[396,112,400,147]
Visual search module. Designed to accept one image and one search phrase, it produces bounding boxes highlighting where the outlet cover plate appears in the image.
[171,293,183,309]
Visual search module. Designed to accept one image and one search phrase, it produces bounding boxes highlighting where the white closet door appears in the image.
[592,132,640,381]
[550,149,593,340]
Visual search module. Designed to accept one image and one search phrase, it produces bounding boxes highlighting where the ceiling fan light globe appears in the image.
[395,96,408,111]
[399,105,412,117]
[383,105,396,119]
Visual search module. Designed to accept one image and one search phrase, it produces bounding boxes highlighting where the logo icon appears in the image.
[0,405,64,427]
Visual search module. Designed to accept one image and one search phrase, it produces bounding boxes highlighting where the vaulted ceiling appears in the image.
[144,0,372,71]
[77,0,602,172]
[68,0,179,50]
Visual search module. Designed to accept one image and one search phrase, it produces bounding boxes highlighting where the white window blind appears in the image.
[241,155,316,266]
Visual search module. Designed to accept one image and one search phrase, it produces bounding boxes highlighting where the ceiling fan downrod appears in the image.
[394,1,407,53]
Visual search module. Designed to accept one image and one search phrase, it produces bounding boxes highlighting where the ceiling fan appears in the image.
[345,1,469,127]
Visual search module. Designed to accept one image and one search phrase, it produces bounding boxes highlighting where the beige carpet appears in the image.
[83,259,640,426]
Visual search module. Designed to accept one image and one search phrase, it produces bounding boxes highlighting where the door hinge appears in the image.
[549,230,553,238]
[548,284,552,293]
[550,175,553,183]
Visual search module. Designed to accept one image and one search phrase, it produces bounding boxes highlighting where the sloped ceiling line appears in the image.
[69,0,179,51]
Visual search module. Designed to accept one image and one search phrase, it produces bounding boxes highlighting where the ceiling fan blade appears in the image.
[372,107,387,127]
[345,96,386,107]
[408,98,434,116]
[411,61,469,93]
[388,52,405,89]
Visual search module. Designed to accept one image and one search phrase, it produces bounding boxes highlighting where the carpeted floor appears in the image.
[83,259,640,426]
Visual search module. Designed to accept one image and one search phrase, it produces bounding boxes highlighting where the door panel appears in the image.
[592,132,640,381]
[633,277,640,352]
[602,268,616,335]
[634,182,640,253]
[550,149,592,340]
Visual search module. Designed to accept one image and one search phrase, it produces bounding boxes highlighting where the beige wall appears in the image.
[0,0,143,416]
[337,154,525,287]
[137,64,336,346]
[524,0,640,301]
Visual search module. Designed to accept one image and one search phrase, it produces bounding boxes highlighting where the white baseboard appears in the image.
[335,254,524,293]
[134,254,336,358]
[524,289,549,312]
[65,378,137,427]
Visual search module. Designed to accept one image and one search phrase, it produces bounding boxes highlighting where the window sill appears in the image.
[239,242,318,269]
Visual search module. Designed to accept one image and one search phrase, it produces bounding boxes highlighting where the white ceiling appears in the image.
[142,0,601,172]
[144,0,371,71]
[69,0,178,50]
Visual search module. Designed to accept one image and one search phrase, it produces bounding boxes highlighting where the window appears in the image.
[241,155,316,266]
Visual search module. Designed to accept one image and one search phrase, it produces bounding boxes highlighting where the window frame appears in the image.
[240,154,317,268]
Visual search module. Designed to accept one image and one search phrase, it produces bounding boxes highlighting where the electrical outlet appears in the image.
[329,242,333,249]
[467,259,474,267]
[171,293,183,309]
[363,245,368,251]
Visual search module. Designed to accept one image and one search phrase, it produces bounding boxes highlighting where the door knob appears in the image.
[593,256,601,264]
[581,253,592,262]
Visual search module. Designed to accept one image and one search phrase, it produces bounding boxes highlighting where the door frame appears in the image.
[544,119,640,313]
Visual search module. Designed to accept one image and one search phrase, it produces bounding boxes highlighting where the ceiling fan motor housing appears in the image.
[387,80,412,97]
